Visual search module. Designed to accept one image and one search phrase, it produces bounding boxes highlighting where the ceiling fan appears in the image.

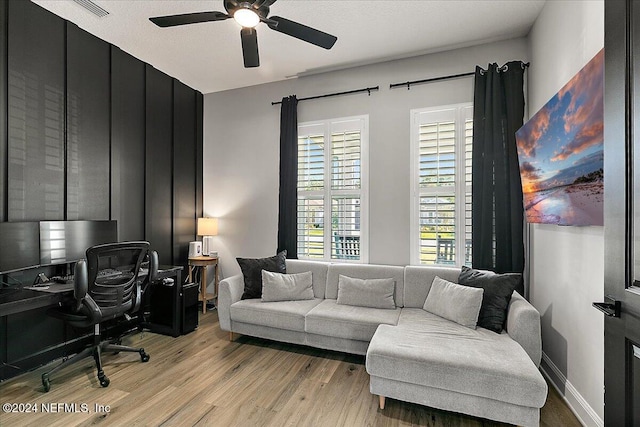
[149,0,337,68]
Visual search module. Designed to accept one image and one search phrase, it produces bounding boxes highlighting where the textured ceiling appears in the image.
[32,0,546,94]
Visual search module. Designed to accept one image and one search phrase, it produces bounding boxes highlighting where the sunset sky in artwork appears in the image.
[516,49,604,194]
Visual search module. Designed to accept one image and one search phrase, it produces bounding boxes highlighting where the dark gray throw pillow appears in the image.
[237,250,287,300]
[458,265,523,333]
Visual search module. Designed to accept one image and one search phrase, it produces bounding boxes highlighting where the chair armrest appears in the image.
[218,274,244,332]
[505,291,542,367]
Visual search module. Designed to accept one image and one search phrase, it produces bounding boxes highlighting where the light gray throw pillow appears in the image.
[336,274,396,309]
[423,276,484,329]
[261,270,314,302]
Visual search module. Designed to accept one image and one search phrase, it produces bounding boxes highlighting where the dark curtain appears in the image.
[277,95,298,258]
[472,61,526,273]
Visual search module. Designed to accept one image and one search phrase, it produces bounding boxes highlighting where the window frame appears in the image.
[410,103,473,267]
[297,115,369,263]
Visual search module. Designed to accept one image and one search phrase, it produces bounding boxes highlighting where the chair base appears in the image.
[42,337,149,392]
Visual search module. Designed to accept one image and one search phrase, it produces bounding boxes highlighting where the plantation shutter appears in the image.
[330,126,362,260]
[297,117,368,262]
[412,105,473,266]
[297,125,325,259]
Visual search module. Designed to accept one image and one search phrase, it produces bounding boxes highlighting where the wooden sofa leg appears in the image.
[229,332,234,342]
[379,395,385,409]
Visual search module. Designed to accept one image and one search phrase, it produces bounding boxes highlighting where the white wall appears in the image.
[527,1,604,425]
[203,38,528,278]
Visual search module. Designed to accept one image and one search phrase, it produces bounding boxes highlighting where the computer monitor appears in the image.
[0,222,41,274]
[39,220,117,266]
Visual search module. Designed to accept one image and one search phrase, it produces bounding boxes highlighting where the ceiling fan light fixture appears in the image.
[234,8,260,28]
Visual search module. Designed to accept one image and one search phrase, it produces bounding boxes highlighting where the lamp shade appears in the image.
[197,217,218,236]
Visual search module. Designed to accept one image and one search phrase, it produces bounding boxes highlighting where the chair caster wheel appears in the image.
[140,349,150,363]
[42,373,51,392]
[98,373,110,388]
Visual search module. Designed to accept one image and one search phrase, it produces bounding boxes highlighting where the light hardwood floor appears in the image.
[0,311,581,426]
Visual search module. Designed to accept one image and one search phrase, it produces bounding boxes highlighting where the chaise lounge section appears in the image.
[218,259,547,426]
[366,266,546,426]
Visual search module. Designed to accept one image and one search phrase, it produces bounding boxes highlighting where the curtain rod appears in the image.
[271,86,379,105]
[390,72,475,90]
[390,62,530,90]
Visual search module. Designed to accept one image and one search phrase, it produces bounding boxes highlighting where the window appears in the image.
[411,104,473,266]
[297,116,368,262]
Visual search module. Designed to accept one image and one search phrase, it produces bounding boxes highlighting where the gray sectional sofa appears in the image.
[218,259,547,426]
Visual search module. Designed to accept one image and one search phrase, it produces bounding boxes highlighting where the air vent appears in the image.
[72,0,109,18]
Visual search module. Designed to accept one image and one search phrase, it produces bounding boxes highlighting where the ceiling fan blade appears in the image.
[267,16,337,49]
[241,28,260,68]
[149,11,230,28]
[252,0,277,9]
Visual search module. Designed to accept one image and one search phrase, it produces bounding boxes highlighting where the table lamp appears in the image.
[197,217,218,257]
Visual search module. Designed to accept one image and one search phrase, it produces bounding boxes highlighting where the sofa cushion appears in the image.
[423,276,483,329]
[326,263,405,306]
[285,259,330,299]
[230,298,322,332]
[261,271,314,302]
[337,275,396,309]
[403,265,461,308]
[458,266,522,333]
[237,251,287,300]
[305,299,400,341]
[367,310,547,408]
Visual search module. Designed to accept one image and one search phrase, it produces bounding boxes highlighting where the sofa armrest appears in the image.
[218,274,244,332]
[505,291,542,367]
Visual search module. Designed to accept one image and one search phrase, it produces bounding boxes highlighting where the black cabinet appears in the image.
[7,0,65,221]
[111,47,145,242]
[181,282,199,334]
[66,24,110,220]
[149,278,198,337]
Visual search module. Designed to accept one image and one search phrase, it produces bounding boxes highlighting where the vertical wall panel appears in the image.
[111,47,145,241]
[66,24,110,220]
[196,92,203,220]
[172,80,196,267]
[0,0,7,221]
[145,65,173,264]
[7,0,64,221]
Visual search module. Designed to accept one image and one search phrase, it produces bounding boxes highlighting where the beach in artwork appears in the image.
[523,181,603,225]
[516,49,604,226]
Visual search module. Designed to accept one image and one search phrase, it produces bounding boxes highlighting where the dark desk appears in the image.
[0,266,181,317]
[0,266,182,381]
[0,288,66,317]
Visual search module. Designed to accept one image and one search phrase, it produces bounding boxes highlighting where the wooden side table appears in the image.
[188,256,219,314]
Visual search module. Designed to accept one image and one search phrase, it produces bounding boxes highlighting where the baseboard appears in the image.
[540,352,603,427]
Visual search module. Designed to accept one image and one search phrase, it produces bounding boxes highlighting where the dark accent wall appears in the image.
[196,93,204,221]
[0,0,6,222]
[7,0,65,221]
[111,47,145,242]
[0,0,203,263]
[173,80,197,268]
[145,66,174,265]
[66,23,110,220]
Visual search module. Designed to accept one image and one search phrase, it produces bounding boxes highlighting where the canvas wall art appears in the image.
[516,49,604,226]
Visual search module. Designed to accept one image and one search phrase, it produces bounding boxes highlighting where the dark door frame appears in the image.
[603,0,640,425]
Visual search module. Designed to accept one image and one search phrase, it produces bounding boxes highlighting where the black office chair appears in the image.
[41,241,158,392]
